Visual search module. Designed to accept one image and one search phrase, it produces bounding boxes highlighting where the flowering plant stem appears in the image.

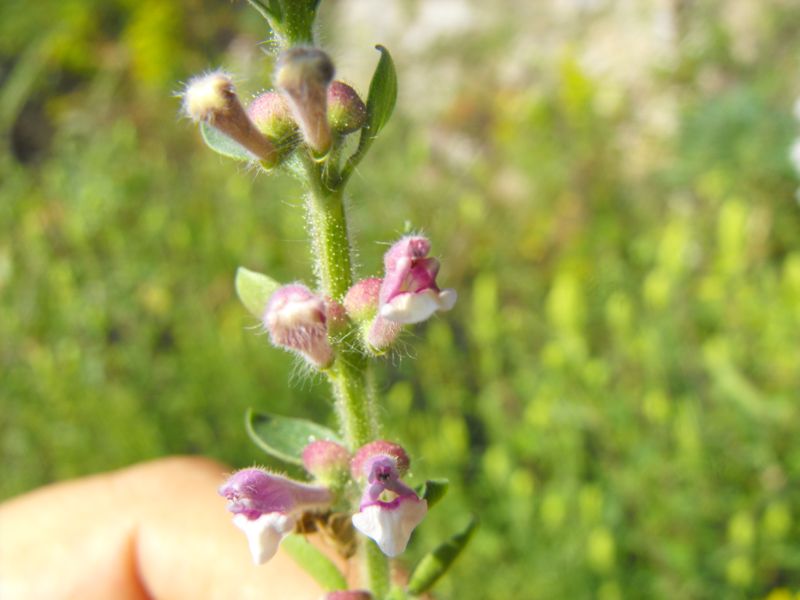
[300,155,389,592]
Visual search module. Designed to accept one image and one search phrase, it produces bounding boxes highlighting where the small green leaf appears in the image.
[235,267,280,318]
[364,45,397,141]
[386,586,409,600]
[339,45,398,184]
[281,534,347,591]
[281,535,347,592]
[416,479,449,510]
[200,122,252,161]
[244,0,282,21]
[406,517,478,596]
[246,409,343,465]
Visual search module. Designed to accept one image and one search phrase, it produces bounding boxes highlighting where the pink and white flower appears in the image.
[219,468,331,564]
[378,236,456,325]
[350,441,427,557]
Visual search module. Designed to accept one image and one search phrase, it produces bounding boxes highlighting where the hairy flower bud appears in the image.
[351,440,410,480]
[303,440,351,487]
[247,91,299,154]
[327,81,367,135]
[219,468,332,564]
[182,71,277,165]
[264,284,333,368]
[344,278,401,352]
[378,236,457,325]
[275,47,335,156]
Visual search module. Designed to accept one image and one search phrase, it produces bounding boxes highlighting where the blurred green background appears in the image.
[2,0,800,598]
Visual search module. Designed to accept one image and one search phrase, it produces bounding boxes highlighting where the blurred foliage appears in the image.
[2,0,800,599]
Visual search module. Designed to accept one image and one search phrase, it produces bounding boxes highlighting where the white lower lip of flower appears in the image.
[380,289,457,325]
[351,498,428,557]
[233,512,297,565]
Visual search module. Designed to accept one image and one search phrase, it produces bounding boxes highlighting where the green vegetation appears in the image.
[2,1,799,598]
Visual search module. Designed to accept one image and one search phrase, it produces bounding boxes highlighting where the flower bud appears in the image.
[351,440,410,480]
[344,278,401,352]
[275,47,335,156]
[264,284,333,368]
[327,81,367,135]
[344,278,380,321]
[247,90,299,153]
[302,440,351,487]
[182,71,278,165]
[379,235,457,325]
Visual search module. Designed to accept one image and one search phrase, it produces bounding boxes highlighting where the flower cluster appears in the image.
[262,234,455,366]
[182,48,367,170]
[219,440,426,564]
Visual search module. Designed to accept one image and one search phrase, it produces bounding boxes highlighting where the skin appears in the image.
[0,457,348,600]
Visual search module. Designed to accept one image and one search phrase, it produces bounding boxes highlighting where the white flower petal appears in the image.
[380,290,441,324]
[233,512,296,565]
[437,288,457,312]
[352,498,428,557]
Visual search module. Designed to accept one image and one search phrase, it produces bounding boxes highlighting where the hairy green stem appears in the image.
[301,154,387,593]
[366,540,391,599]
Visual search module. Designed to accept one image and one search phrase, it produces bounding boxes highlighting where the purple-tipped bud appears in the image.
[378,236,457,325]
[344,278,381,322]
[351,440,410,480]
[350,442,427,557]
[323,592,373,600]
[219,468,332,564]
[344,278,401,352]
[302,440,351,486]
[247,91,298,149]
[182,71,278,165]
[264,284,333,368]
[275,47,335,156]
[327,81,367,135]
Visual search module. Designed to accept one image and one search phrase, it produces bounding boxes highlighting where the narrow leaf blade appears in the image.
[363,45,398,141]
[406,517,478,596]
[416,479,449,510]
[200,121,252,161]
[246,409,343,465]
[281,534,348,591]
[235,266,280,318]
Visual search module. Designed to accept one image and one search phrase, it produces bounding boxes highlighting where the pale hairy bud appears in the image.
[264,284,334,368]
[275,47,335,155]
[183,71,278,165]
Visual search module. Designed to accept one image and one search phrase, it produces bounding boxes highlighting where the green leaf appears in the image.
[406,517,478,596]
[281,534,347,591]
[200,122,252,161]
[235,267,280,318]
[416,479,449,510]
[246,409,343,465]
[386,586,409,600]
[364,45,398,141]
[339,45,398,184]
[244,0,282,21]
